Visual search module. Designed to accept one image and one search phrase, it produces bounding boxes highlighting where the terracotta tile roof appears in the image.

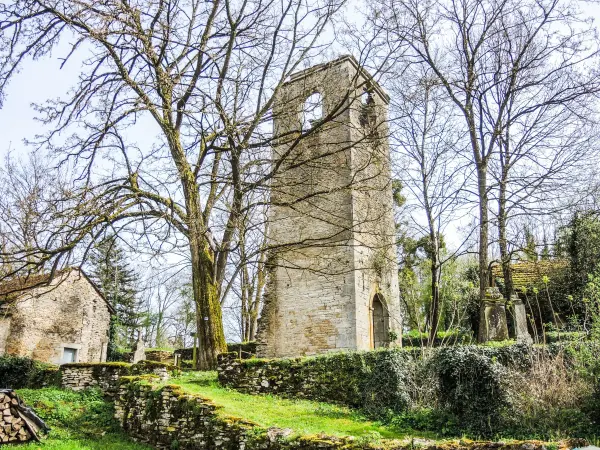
[0,268,115,313]
[491,260,569,290]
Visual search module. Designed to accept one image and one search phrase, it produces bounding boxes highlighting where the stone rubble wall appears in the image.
[145,350,174,364]
[216,350,411,412]
[61,363,132,396]
[115,378,254,449]
[0,269,111,365]
[115,376,580,450]
[61,361,173,396]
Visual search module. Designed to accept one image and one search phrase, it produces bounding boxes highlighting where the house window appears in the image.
[62,347,78,364]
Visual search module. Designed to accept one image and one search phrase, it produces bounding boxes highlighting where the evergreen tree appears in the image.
[89,235,141,360]
[540,233,551,260]
[523,226,538,262]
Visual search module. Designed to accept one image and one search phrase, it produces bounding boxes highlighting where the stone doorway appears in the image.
[371,294,389,349]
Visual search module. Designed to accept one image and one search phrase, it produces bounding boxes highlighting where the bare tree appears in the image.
[375,0,600,336]
[484,8,600,299]
[390,66,468,343]
[0,0,346,367]
[0,152,67,275]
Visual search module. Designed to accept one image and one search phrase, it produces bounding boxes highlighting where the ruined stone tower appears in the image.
[256,55,402,358]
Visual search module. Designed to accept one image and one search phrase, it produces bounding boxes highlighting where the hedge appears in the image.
[0,355,61,389]
[219,348,412,418]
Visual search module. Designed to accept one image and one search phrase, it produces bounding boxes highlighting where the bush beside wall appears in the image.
[0,355,60,389]
[218,344,600,437]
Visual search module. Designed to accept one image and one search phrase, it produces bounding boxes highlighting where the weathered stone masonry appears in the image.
[256,55,402,358]
[114,376,579,450]
[0,268,112,364]
[61,361,174,396]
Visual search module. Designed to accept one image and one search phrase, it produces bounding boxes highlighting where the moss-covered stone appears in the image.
[114,378,579,450]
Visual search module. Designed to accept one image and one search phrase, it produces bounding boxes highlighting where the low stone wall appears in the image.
[115,376,581,450]
[61,361,174,395]
[145,350,174,364]
[61,362,132,395]
[115,377,255,449]
[217,349,411,413]
[176,342,257,361]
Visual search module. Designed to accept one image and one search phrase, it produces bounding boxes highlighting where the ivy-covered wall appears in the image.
[0,355,60,389]
[218,349,412,416]
[115,376,579,450]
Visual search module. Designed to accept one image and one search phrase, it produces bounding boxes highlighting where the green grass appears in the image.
[167,371,431,440]
[16,388,151,450]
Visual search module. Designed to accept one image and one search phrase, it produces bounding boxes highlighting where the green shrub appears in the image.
[429,346,510,436]
[222,348,411,418]
[0,355,60,389]
[360,350,411,418]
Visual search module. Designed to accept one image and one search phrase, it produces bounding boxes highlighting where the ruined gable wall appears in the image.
[348,83,402,350]
[3,271,110,364]
[257,60,359,357]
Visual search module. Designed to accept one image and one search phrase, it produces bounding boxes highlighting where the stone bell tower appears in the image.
[256,55,402,358]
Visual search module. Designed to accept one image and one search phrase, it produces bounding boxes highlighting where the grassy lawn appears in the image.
[167,371,432,440]
[16,388,151,450]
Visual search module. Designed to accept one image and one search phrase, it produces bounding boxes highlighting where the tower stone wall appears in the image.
[256,55,402,358]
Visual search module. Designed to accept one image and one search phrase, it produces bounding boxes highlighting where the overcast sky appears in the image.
[3,2,600,156]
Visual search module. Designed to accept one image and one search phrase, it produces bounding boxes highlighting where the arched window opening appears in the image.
[371,294,390,349]
[361,89,373,106]
[360,87,376,128]
[302,92,323,131]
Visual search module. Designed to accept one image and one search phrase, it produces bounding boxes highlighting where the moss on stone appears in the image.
[62,362,132,369]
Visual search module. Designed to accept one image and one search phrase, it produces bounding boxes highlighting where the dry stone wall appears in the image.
[145,350,174,364]
[217,350,411,413]
[115,376,580,450]
[61,361,173,396]
[61,363,132,396]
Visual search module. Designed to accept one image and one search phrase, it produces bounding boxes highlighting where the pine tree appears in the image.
[523,227,538,262]
[89,235,141,360]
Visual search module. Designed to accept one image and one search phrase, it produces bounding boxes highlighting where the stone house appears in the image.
[256,56,403,357]
[0,268,113,364]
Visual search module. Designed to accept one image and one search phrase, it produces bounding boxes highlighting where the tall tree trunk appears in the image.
[186,192,227,369]
[428,254,441,345]
[191,242,227,369]
[498,175,513,299]
[477,165,490,342]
